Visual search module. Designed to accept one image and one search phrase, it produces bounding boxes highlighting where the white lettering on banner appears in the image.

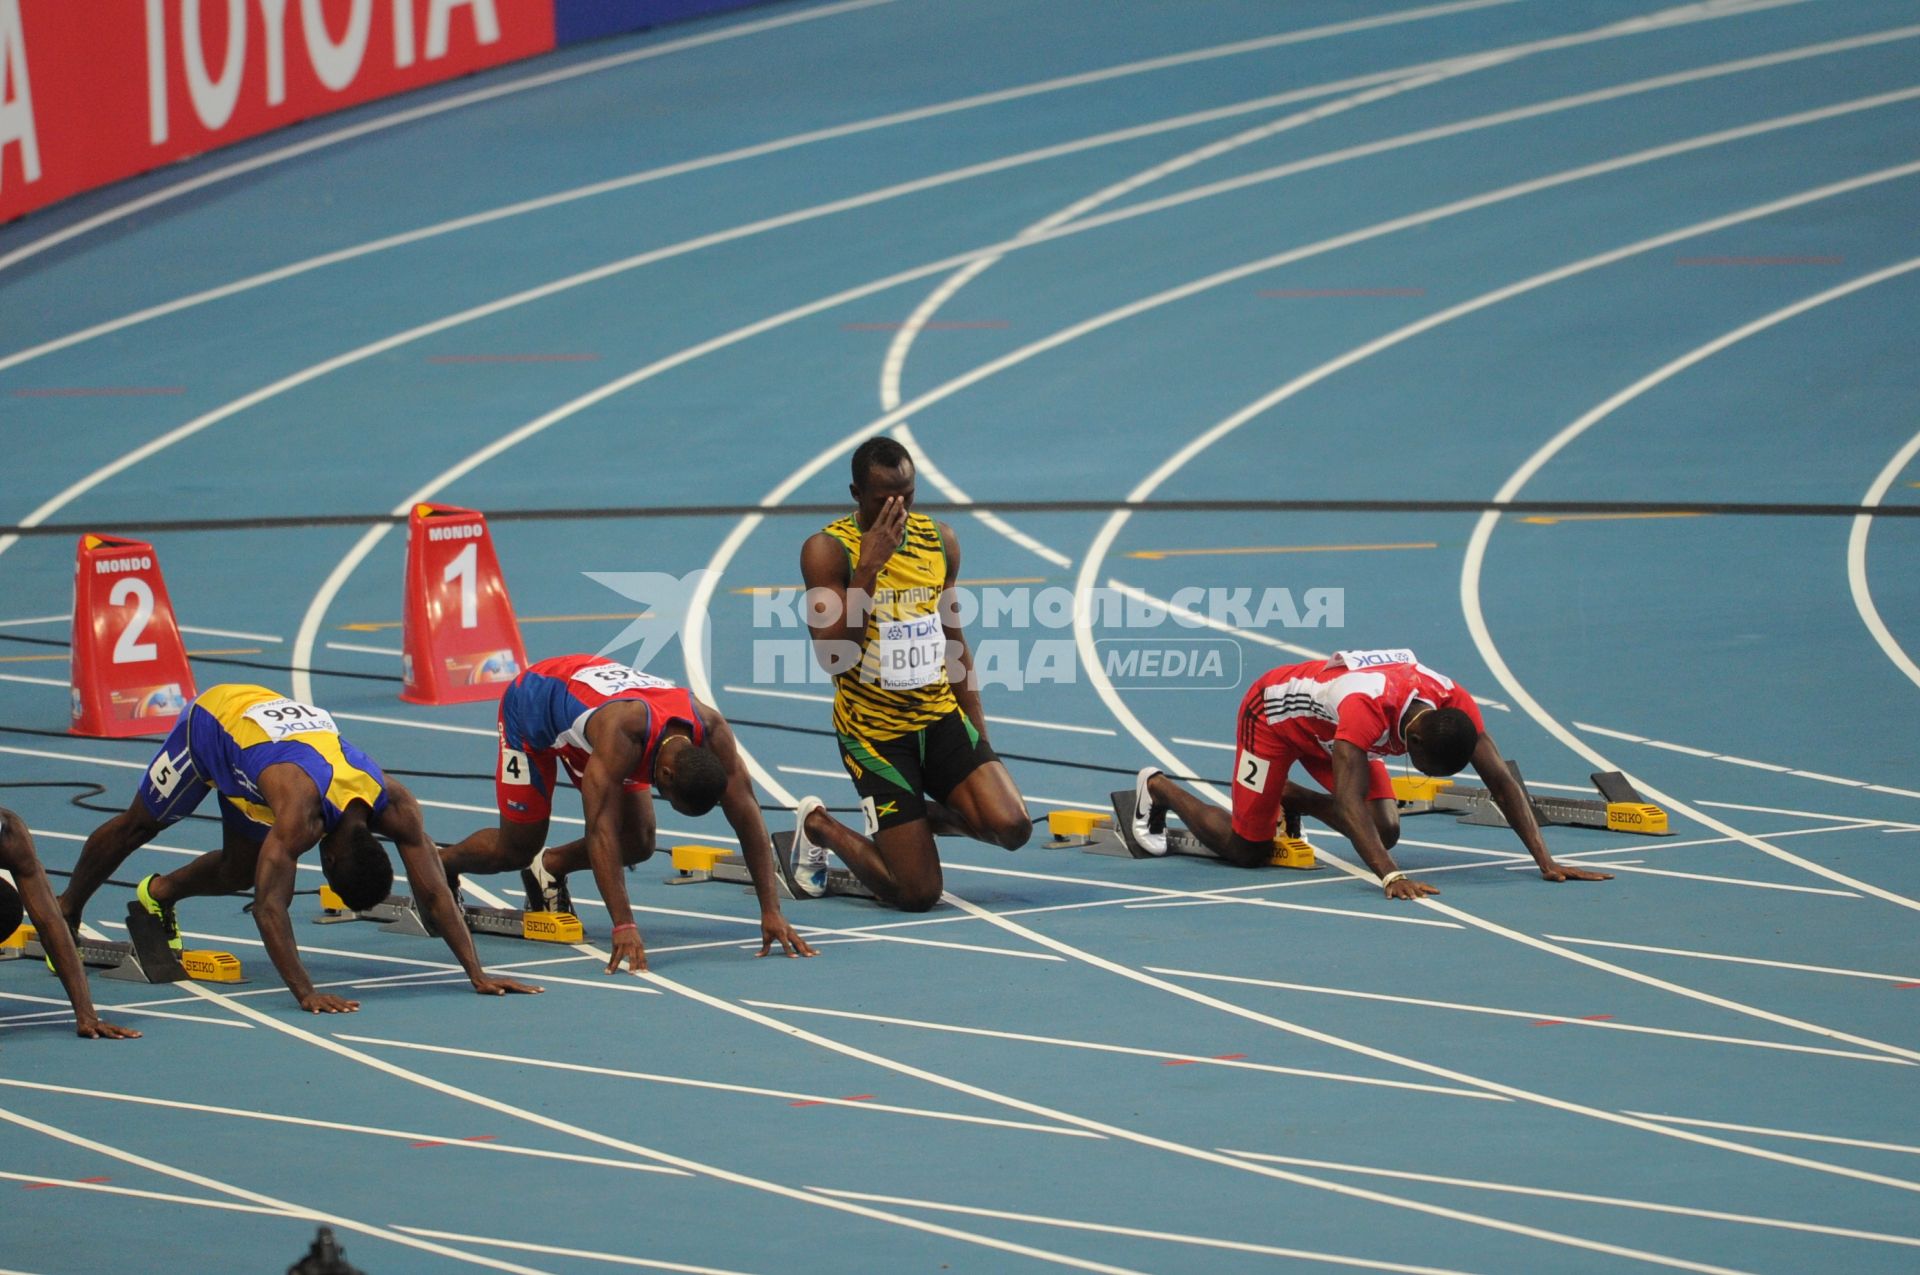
[426,0,499,60]
[425,523,484,542]
[301,0,371,91]
[0,0,41,187]
[145,0,169,142]
[1336,648,1418,669]
[243,697,339,740]
[571,662,673,698]
[257,0,288,104]
[392,0,415,67]
[877,613,943,691]
[183,0,248,130]
[94,555,155,574]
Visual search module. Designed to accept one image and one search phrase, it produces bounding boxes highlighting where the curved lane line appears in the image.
[1460,258,1920,911]
[1847,425,1920,690]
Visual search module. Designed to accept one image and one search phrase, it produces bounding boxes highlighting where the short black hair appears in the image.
[672,744,730,816]
[850,436,911,489]
[0,876,20,946]
[1414,708,1480,776]
[323,822,394,912]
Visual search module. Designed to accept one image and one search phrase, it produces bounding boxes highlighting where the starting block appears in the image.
[666,838,875,901]
[1393,766,1670,835]
[1045,793,1321,869]
[0,904,245,984]
[315,886,584,943]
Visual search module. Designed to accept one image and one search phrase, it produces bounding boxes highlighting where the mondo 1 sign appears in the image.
[400,502,525,705]
[69,534,195,738]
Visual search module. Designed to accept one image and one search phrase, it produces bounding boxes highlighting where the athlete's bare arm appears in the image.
[249,765,347,1012]
[0,810,139,1039]
[696,710,816,959]
[375,783,545,993]
[801,498,906,673]
[936,522,987,734]
[1331,743,1437,901]
[1468,734,1612,884]
[580,705,654,974]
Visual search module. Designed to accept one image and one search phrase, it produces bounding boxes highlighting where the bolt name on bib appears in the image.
[876,614,945,690]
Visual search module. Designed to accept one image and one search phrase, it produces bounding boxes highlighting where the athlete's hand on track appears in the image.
[605,931,647,974]
[1539,861,1613,883]
[858,496,909,571]
[759,915,818,959]
[1384,876,1440,900]
[298,992,360,1013]
[471,975,544,995]
[74,1016,141,1040]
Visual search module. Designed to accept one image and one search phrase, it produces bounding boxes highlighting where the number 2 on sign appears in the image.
[110,577,158,664]
[444,543,478,629]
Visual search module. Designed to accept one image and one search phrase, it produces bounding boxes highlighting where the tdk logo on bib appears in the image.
[1337,648,1417,669]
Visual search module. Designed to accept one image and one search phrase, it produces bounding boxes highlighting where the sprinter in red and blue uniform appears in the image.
[439,654,814,971]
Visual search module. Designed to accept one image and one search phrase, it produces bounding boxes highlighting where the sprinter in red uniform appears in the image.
[439,655,814,971]
[1128,649,1611,898]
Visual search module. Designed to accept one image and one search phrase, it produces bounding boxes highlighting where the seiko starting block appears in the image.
[315,886,585,943]
[1391,766,1669,835]
[1046,792,1320,868]
[0,904,244,984]
[665,838,875,901]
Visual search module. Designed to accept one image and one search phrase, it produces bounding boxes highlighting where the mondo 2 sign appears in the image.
[0,0,555,223]
[69,534,196,738]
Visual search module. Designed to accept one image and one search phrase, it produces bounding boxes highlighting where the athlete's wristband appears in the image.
[611,923,638,937]
[1379,871,1408,892]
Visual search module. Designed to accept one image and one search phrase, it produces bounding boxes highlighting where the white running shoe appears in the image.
[789,796,830,898]
[1131,767,1169,856]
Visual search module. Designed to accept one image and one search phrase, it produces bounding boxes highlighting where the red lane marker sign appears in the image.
[69,533,194,738]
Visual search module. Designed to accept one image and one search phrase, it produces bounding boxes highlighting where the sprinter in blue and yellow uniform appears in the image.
[59,684,540,1013]
[789,438,1032,911]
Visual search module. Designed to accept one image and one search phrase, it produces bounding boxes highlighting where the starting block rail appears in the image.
[1046,792,1319,868]
[0,904,244,984]
[666,837,875,901]
[315,886,584,943]
[1391,767,1670,835]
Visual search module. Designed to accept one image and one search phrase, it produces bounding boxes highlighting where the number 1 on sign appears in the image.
[445,543,478,629]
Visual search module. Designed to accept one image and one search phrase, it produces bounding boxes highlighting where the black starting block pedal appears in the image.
[0,904,244,984]
[665,839,874,901]
[315,887,584,943]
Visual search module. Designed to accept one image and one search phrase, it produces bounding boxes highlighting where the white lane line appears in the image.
[338,1033,1100,1138]
[1625,1113,1920,1158]
[777,765,852,780]
[332,710,496,737]
[1220,1151,1920,1250]
[812,1186,1486,1275]
[0,1077,686,1175]
[1503,861,1859,896]
[180,988,1153,1275]
[0,0,900,278]
[0,1105,552,1273]
[324,641,403,657]
[1107,580,1329,659]
[1541,935,1920,985]
[1459,258,1920,910]
[391,1229,756,1275]
[722,684,831,703]
[939,893,1920,1203]
[644,965,1758,1275]
[0,1169,289,1218]
[0,673,66,688]
[0,744,145,770]
[875,2,1864,566]
[0,615,66,628]
[1581,723,1913,792]
[1695,799,1911,825]
[1148,968,1905,1064]
[739,1000,1501,1100]
[1172,736,1235,751]
[178,624,282,643]
[0,0,1544,371]
[0,992,250,1031]
[1849,424,1920,690]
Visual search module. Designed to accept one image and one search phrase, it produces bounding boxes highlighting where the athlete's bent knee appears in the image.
[1219,834,1271,869]
[985,812,1032,851]
[894,885,943,913]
